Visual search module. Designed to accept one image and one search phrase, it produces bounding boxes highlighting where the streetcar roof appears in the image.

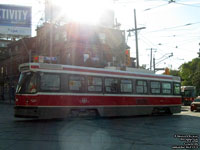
[19,63,180,82]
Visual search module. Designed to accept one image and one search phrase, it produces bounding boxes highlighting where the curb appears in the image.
[0,100,15,105]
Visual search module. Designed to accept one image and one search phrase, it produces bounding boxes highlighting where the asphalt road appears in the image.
[0,104,199,150]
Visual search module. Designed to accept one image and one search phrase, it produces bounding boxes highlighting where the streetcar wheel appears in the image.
[152,108,159,115]
[165,108,173,115]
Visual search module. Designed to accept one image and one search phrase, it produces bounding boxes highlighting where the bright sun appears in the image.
[50,0,113,25]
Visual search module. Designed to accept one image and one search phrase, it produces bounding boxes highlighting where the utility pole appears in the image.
[146,48,156,70]
[150,49,152,70]
[153,57,155,73]
[127,9,145,68]
[134,9,139,68]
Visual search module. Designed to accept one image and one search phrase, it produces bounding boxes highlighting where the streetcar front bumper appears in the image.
[14,106,39,118]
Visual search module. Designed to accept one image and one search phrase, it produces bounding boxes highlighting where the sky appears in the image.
[1,0,200,71]
[115,0,200,71]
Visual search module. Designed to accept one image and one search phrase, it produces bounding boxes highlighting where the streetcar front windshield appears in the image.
[184,90,195,97]
[16,72,38,94]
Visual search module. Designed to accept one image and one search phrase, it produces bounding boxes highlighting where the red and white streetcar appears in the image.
[15,63,182,118]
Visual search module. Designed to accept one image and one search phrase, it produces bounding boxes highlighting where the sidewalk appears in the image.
[0,99,15,105]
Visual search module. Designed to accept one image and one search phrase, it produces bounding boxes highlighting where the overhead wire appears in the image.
[144,22,200,34]
[139,34,193,68]
[140,34,167,51]
[115,0,200,70]
[158,36,200,46]
[144,3,169,11]
[143,0,200,12]
[140,34,168,55]
[175,2,200,8]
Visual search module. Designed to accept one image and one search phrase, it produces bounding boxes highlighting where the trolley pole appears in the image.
[50,3,53,63]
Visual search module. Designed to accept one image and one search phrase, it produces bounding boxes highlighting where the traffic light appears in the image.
[125,49,131,66]
[33,56,39,62]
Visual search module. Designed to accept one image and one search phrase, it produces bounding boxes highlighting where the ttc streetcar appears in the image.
[15,63,182,118]
[181,86,196,106]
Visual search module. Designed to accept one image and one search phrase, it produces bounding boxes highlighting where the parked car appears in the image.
[190,98,200,111]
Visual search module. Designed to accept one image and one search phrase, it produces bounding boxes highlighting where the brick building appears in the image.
[0,37,36,100]
[0,22,127,100]
[35,23,126,66]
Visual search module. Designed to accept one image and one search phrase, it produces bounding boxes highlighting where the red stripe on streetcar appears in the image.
[16,95,182,106]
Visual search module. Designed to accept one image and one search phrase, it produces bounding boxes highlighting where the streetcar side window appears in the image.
[162,82,172,94]
[120,79,132,93]
[174,83,181,95]
[136,80,147,94]
[105,78,118,93]
[150,81,161,94]
[40,73,60,91]
[87,76,102,92]
[69,75,85,92]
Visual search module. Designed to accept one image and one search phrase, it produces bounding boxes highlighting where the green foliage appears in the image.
[169,69,180,77]
[179,58,200,95]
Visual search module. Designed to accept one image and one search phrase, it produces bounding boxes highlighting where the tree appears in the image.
[179,58,200,95]
[192,72,200,95]
[169,69,180,76]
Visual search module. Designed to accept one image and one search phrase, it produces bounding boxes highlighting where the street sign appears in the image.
[0,4,32,37]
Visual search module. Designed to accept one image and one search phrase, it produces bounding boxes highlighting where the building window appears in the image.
[105,78,118,93]
[1,67,3,75]
[5,66,7,76]
[63,32,67,41]
[15,46,18,52]
[87,76,102,92]
[136,80,147,94]
[98,33,106,44]
[162,82,172,94]
[1,43,5,47]
[120,79,132,93]
[55,33,60,41]
[150,81,161,94]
